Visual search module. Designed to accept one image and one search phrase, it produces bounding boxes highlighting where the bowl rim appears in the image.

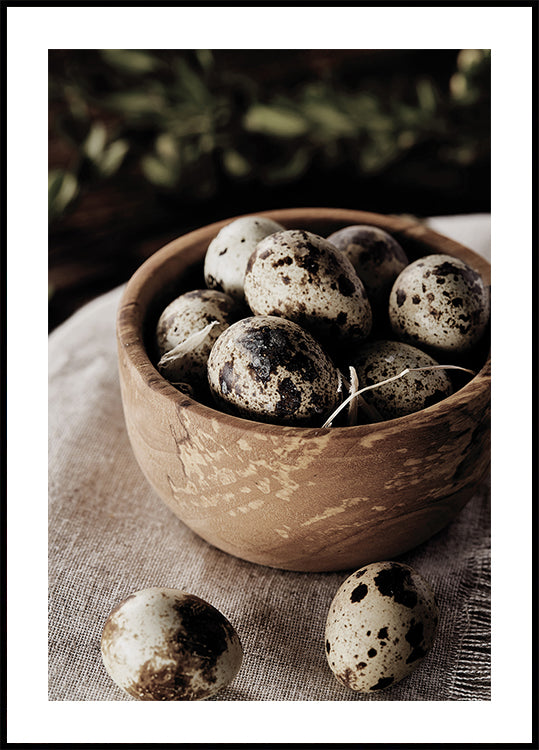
[117,207,491,438]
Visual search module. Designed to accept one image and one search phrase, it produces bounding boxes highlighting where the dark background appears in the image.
[48,49,491,332]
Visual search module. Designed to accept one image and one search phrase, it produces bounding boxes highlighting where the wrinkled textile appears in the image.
[48,214,491,701]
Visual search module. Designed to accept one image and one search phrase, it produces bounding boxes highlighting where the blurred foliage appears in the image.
[49,49,491,223]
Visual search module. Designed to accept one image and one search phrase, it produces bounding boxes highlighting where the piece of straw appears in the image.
[322,364,476,429]
[348,365,385,425]
[347,366,359,426]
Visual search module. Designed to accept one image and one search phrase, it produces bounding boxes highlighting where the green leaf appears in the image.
[222,149,252,178]
[454,144,478,165]
[63,84,90,120]
[100,49,161,74]
[416,78,438,113]
[48,170,65,201]
[105,90,164,117]
[243,104,309,138]
[194,49,214,72]
[140,154,179,188]
[365,110,396,134]
[97,139,129,176]
[395,104,424,128]
[359,134,400,174]
[48,170,79,220]
[397,130,416,149]
[347,92,381,117]
[449,72,469,101]
[302,100,357,138]
[456,49,485,73]
[164,109,213,138]
[198,132,215,154]
[83,122,108,161]
[155,133,180,162]
[172,58,211,105]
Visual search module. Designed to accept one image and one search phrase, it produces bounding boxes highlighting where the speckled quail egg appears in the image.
[156,289,240,388]
[100,588,243,701]
[207,315,341,426]
[327,224,409,310]
[204,215,285,301]
[244,229,372,346]
[325,561,438,694]
[350,339,453,421]
[389,254,490,355]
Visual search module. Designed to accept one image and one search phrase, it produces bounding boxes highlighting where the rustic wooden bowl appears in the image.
[117,208,490,572]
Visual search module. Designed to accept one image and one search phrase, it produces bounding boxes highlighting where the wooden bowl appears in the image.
[117,208,491,572]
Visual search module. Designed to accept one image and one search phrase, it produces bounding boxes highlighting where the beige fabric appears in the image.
[48,215,491,701]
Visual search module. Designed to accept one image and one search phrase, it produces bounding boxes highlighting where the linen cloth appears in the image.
[48,214,491,701]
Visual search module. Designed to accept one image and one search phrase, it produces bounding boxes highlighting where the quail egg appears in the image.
[100,588,243,701]
[327,224,409,309]
[325,561,439,693]
[207,315,341,426]
[244,229,372,345]
[389,253,490,355]
[156,289,240,388]
[204,215,285,301]
[349,339,453,420]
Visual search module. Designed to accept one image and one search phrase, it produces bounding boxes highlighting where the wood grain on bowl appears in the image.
[117,208,490,572]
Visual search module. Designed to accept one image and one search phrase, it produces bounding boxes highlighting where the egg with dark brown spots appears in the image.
[389,254,490,355]
[156,289,240,388]
[204,215,285,301]
[244,229,372,346]
[327,224,409,310]
[207,315,341,426]
[100,588,243,701]
[350,339,453,420]
[325,561,438,693]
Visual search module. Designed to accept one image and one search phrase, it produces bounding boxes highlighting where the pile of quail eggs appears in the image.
[154,215,490,427]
